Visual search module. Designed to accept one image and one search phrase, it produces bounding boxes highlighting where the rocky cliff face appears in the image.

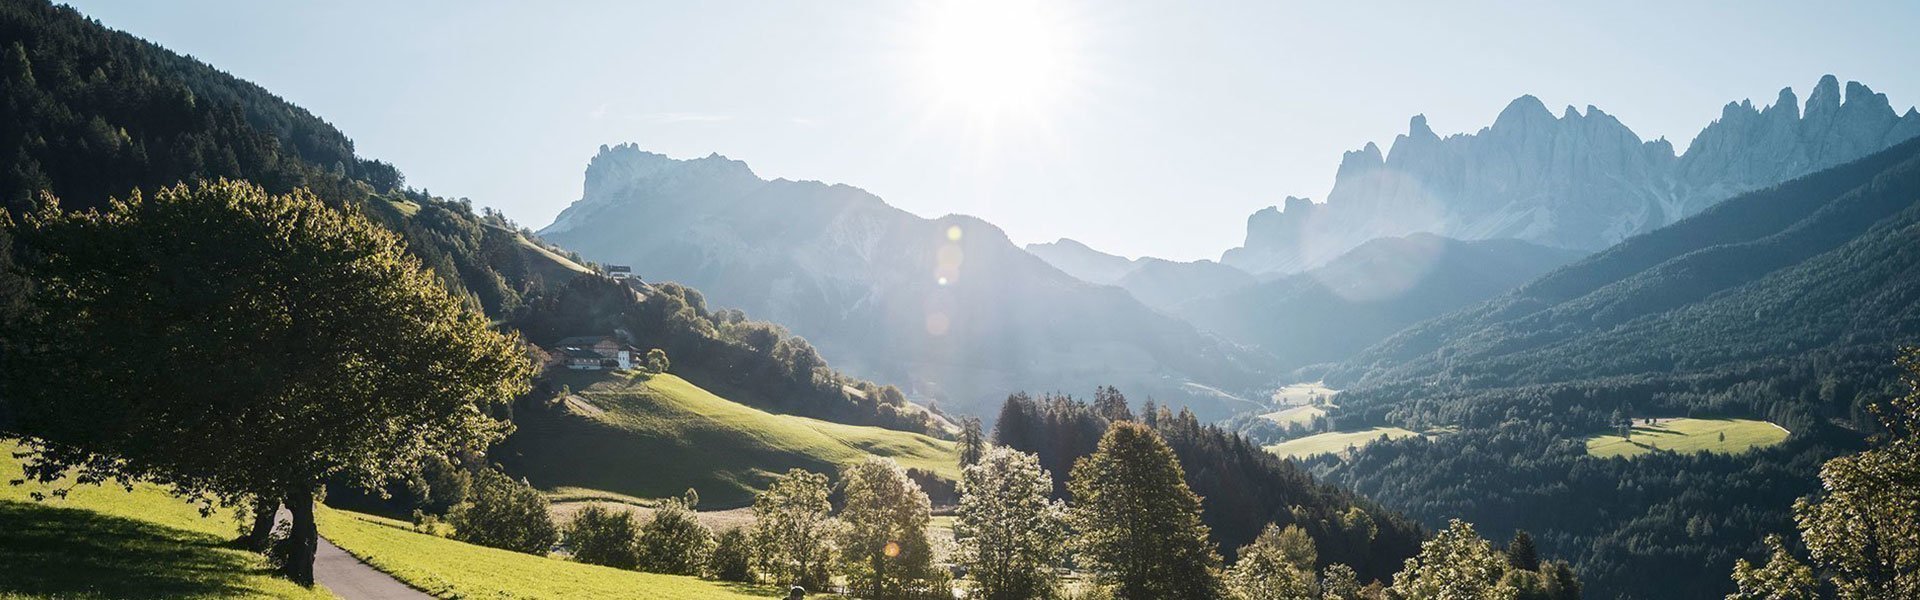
[1222,76,1920,275]
[540,145,1273,420]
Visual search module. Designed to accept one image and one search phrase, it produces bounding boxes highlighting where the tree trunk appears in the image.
[246,496,278,552]
[286,486,318,587]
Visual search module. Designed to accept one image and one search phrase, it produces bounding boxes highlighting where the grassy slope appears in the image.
[316,508,769,599]
[1584,418,1790,458]
[0,443,333,600]
[1260,404,1332,427]
[1263,427,1422,460]
[497,371,960,508]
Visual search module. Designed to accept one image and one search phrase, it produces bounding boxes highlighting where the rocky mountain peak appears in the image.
[1220,76,1920,275]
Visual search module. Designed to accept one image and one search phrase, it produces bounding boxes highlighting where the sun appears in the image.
[910,0,1081,122]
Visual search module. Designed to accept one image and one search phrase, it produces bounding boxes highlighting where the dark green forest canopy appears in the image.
[992,391,1425,585]
[1304,136,1920,599]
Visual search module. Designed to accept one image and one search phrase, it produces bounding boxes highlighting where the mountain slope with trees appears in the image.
[1303,134,1920,599]
[1178,233,1583,371]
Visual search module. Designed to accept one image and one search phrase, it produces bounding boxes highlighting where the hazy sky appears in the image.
[66,1,1919,261]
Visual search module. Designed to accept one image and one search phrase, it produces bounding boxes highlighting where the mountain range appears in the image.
[1221,76,1920,275]
[540,145,1273,420]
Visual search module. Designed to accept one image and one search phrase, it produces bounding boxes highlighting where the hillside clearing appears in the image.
[0,442,335,600]
[497,371,960,508]
[1584,418,1789,458]
[1270,381,1339,406]
[317,507,769,599]
[1264,427,1423,460]
[1260,404,1333,427]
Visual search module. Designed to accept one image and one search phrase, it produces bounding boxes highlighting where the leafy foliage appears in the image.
[1729,347,1920,599]
[639,497,715,576]
[1226,524,1318,600]
[993,391,1423,583]
[449,468,557,555]
[748,469,837,589]
[954,447,1068,600]
[1068,421,1225,599]
[1387,520,1516,600]
[711,528,753,583]
[514,275,942,435]
[561,504,642,569]
[836,458,944,598]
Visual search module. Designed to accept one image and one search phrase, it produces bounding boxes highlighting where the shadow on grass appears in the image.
[0,500,279,598]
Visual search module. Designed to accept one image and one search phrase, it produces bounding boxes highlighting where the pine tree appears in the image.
[1069,421,1224,599]
[1506,530,1540,572]
[959,417,987,466]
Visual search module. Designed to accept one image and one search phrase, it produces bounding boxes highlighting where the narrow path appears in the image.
[313,536,433,600]
[276,508,433,600]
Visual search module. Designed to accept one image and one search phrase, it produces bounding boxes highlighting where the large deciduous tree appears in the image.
[1227,523,1319,600]
[1729,347,1920,600]
[954,446,1067,600]
[749,468,838,590]
[837,457,942,599]
[1388,519,1517,600]
[1069,420,1225,599]
[0,181,532,584]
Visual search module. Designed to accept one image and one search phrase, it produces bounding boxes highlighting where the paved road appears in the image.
[313,536,433,600]
[276,508,432,600]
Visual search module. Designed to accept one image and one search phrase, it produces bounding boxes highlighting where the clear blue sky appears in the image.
[64,0,1919,261]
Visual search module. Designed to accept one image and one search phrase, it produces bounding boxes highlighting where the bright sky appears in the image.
[65,1,1920,261]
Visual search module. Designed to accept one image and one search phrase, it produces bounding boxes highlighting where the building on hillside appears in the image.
[553,335,634,370]
[605,265,633,280]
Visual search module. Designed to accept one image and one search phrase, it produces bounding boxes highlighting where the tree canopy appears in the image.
[0,180,531,583]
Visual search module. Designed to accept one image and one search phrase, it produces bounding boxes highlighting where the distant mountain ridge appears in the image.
[1024,238,1255,310]
[541,145,1274,420]
[1177,233,1583,371]
[1223,76,1920,274]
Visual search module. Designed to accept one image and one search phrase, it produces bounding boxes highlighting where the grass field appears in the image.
[1584,418,1789,458]
[1269,381,1339,406]
[1260,404,1333,427]
[316,507,770,599]
[497,371,961,508]
[0,442,334,600]
[1263,427,1422,460]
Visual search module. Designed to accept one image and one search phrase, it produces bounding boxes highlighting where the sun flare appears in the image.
[911,0,1080,121]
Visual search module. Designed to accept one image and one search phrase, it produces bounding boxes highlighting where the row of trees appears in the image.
[991,389,1427,583]
[713,418,1581,600]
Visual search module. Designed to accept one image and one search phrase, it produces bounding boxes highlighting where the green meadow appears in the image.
[1584,418,1789,458]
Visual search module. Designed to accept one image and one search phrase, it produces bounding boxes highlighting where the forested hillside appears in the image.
[990,389,1426,585]
[0,0,940,449]
[1306,135,1920,599]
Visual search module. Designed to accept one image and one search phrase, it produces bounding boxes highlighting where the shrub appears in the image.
[712,528,753,582]
[563,504,643,569]
[639,498,715,575]
[449,468,558,554]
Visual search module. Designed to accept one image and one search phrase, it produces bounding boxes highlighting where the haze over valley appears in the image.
[3,2,1919,599]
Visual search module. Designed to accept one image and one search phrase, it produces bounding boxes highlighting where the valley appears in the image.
[2,1,1918,599]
